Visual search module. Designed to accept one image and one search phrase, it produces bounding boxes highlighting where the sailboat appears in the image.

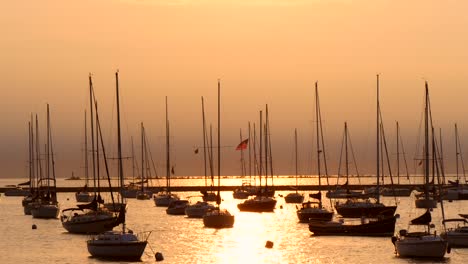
[335,75,397,218]
[381,122,412,197]
[62,77,120,234]
[31,104,60,219]
[284,129,304,203]
[297,82,334,222]
[237,106,277,212]
[87,71,150,260]
[153,97,180,206]
[22,119,35,215]
[200,96,217,202]
[392,82,448,258]
[203,80,235,228]
[136,123,153,200]
[76,111,95,203]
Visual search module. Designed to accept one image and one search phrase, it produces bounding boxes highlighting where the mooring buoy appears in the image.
[155,252,164,261]
[265,241,274,248]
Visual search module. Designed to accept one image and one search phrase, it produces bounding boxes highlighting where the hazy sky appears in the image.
[2,0,468,179]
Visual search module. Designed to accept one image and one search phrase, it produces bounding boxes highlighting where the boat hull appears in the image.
[335,203,396,218]
[284,193,304,204]
[309,216,396,236]
[442,231,468,248]
[62,216,118,234]
[203,214,235,228]
[31,204,60,219]
[87,241,147,260]
[154,194,179,207]
[75,192,94,203]
[237,198,277,212]
[297,209,333,223]
[395,237,447,258]
[415,199,437,209]
[381,188,412,197]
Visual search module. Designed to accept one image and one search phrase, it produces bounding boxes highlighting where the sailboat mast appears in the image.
[217,79,221,205]
[376,74,380,203]
[295,128,298,190]
[240,129,245,177]
[115,71,124,205]
[141,122,144,192]
[84,111,89,186]
[396,121,400,185]
[248,122,252,181]
[28,121,32,193]
[345,122,349,183]
[424,82,430,200]
[89,75,97,197]
[166,96,170,193]
[455,123,459,181]
[259,111,263,187]
[201,96,207,187]
[315,82,322,195]
[264,106,269,190]
[46,104,50,195]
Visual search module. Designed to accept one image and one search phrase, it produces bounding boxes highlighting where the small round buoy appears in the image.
[32,224,37,229]
[279,205,283,209]
[155,252,164,261]
[265,241,274,248]
[67,198,70,201]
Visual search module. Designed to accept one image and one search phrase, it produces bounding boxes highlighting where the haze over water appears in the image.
[2,1,468,179]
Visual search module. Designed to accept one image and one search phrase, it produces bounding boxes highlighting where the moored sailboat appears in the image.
[87,71,150,260]
[203,80,235,228]
[153,97,179,207]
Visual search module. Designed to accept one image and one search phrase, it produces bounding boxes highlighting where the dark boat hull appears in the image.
[297,210,333,223]
[237,199,277,212]
[335,204,397,218]
[309,216,397,236]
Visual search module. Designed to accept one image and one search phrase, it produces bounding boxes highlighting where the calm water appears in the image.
[1,178,467,264]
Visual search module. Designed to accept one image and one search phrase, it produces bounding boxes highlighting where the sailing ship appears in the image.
[284,129,304,203]
[136,123,153,200]
[62,76,120,234]
[237,106,277,212]
[185,198,216,218]
[309,215,397,236]
[297,83,333,222]
[87,71,150,260]
[153,97,180,206]
[335,75,397,218]
[381,122,412,197]
[75,111,95,203]
[203,80,235,228]
[30,104,60,219]
[392,82,448,258]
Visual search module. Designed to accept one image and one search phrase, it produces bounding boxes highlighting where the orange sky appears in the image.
[1,0,468,179]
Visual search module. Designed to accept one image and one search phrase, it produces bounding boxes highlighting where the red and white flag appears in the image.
[235,138,249,150]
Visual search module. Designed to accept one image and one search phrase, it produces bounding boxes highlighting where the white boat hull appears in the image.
[415,198,437,209]
[62,215,117,234]
[75,192,94,203]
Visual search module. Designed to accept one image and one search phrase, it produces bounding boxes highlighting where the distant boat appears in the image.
[166,200,189,215]
[75,111,94,203]
[381,122,412,197]
[136,123,153,200]
[297,83,333,222]
[284,129,304,204]
[153,97,179,207]
[199,96,217,202]
[203,80,235,228]
[31,104,60,219]
[87,71,150,260]
[4,186,30,197]
[237,106,277,212]
[185,199,215,218]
